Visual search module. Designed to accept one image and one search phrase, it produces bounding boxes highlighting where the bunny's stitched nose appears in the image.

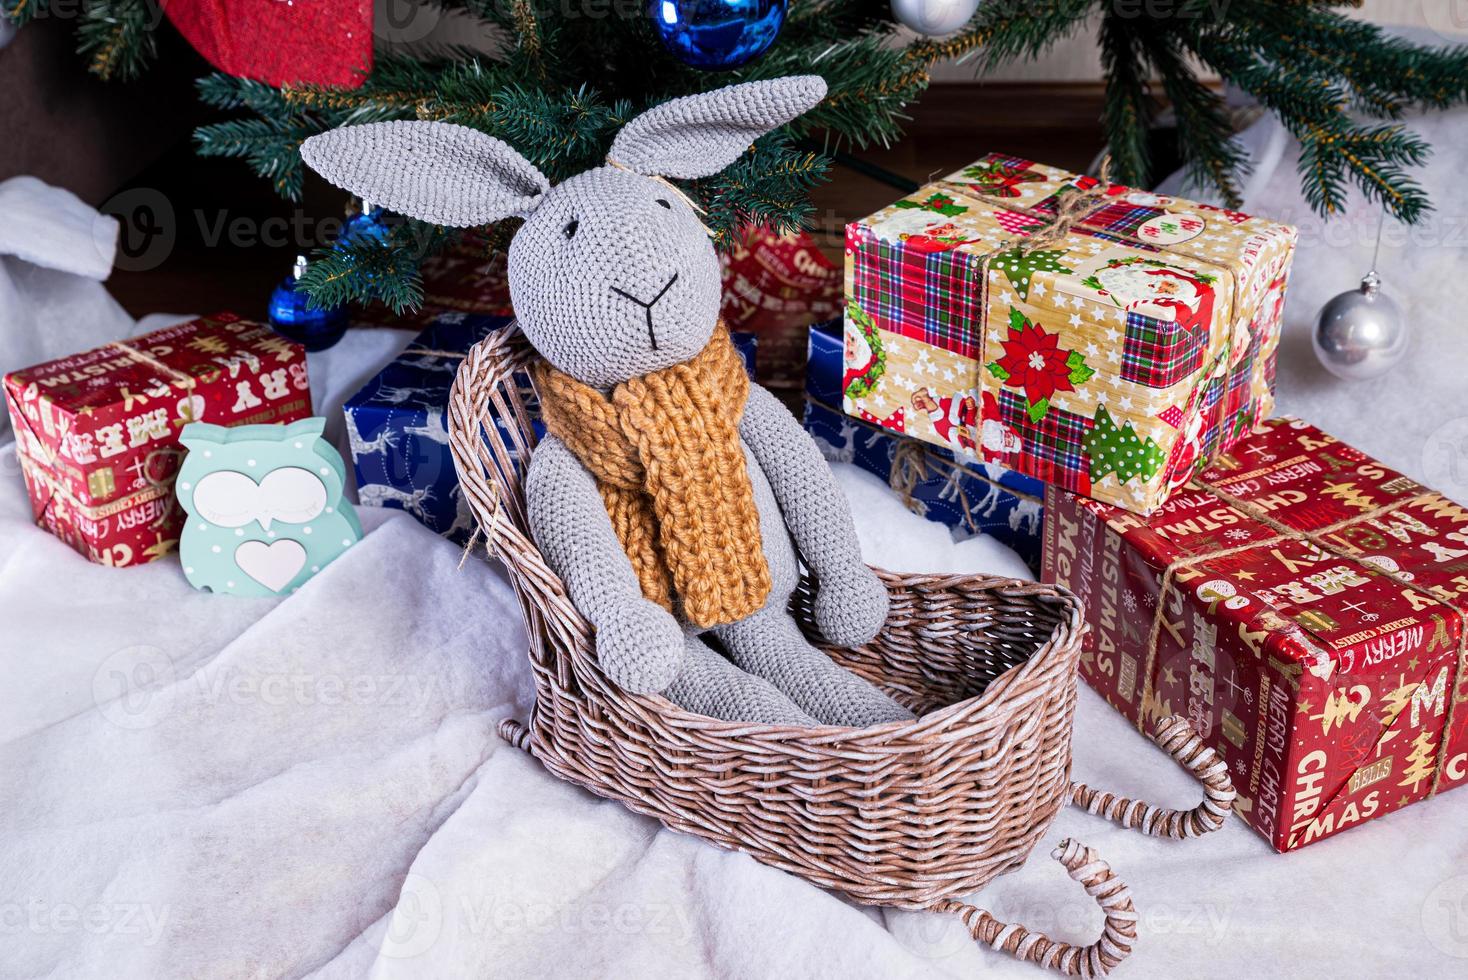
[610,273,679,351]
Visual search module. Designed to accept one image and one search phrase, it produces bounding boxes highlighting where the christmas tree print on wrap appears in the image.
[1084,405,1166,485]
[986,307,1094,423]
[175,418,362,597]
[990,247,1074,302]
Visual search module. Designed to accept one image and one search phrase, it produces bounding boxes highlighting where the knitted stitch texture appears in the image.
[534,323,772,628]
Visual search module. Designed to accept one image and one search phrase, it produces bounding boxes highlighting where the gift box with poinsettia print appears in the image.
[1043,416,1468,851]
[805,318,1045,573]
[3,313,311,566]
[844,152,1297,516]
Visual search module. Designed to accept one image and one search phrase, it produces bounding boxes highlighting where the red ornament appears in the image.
[164,0,374,88]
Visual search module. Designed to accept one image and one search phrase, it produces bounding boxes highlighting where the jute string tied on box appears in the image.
[933,157,1257,479]
[1134,478,1466,799]
[5,339,200,531]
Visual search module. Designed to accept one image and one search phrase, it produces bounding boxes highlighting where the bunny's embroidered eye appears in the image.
[563,219,579,240]
[655,198,671,210]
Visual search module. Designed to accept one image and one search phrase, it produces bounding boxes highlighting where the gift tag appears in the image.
[175,418,362,596]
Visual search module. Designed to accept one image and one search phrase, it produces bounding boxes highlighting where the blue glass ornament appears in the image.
[269,254,348,352]
[339,200,390,247]
[650,0,787,71]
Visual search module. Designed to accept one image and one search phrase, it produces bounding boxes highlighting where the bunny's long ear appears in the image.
[609,76,827,180]
[300,120,550,226]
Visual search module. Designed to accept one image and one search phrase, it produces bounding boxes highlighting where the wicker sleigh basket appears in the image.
[447,324,1236,978]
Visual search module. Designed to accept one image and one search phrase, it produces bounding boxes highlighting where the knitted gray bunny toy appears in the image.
[301,77,911,728]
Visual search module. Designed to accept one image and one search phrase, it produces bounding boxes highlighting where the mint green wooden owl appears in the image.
[176,418,362,596]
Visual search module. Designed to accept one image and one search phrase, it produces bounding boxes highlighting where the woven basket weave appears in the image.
[447,325,1236,978]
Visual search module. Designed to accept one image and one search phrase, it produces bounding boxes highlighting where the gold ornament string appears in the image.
[604,156,717,238]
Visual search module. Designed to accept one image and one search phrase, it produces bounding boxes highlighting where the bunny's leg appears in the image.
[665,633,816,726]
[716,611,914,728]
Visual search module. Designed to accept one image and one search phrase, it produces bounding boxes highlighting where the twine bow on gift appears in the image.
[105,339,198,392]
[1012,158,1113,256]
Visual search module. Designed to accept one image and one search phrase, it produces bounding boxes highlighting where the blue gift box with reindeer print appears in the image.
[344,313,522,544]
[344,312,758,545]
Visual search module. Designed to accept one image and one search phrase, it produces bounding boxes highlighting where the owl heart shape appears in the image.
[234,539,308,592]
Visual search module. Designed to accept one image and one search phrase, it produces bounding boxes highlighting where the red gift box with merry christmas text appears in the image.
[4,313,311,567]
[1043,417,1468,851]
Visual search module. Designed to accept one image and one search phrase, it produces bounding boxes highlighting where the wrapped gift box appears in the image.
[345,313,758,543]
[720,223,841,393]
[3,313,311,566]
[345,313,518,543]
[1042,416,1468,851]
[805,318,1045,574]
[845,153,1297,516]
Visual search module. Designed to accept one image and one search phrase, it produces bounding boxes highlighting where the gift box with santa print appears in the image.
[805,318,1045,573]
[844,153,1297,516]
[1043,416,1468,851]
[3,313,311,566]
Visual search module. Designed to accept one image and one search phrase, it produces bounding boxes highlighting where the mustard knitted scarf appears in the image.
[533,324,772,628]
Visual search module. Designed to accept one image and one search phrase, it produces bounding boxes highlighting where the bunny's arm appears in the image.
[525,435,686,693]
[738,384,889,646]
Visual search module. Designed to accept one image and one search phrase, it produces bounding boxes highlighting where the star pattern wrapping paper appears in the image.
[844,153,1297,516]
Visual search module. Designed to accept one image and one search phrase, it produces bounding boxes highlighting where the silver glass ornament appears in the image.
[1312,270,1407,381]
[890,0,980,37]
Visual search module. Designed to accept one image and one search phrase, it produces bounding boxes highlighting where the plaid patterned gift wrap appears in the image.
[844,153,1297,516]
[804,319,1044,573]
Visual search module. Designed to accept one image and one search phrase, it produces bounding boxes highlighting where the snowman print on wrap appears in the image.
[175,418,362,596]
